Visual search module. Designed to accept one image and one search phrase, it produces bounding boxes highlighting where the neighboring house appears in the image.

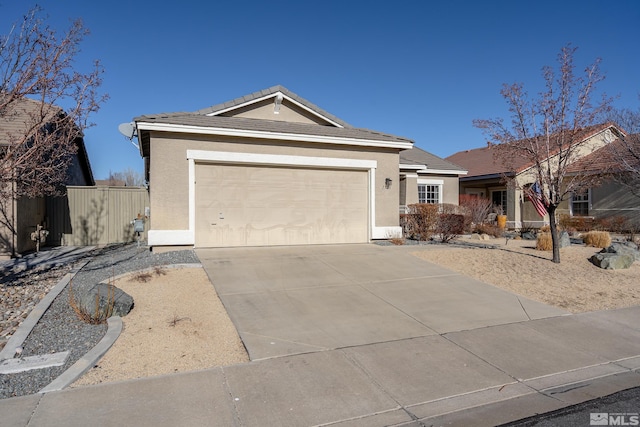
[446,123,626,229]
[399,147,467,212]
[564,136,640,225]
[0,98,94,258]
[133,85,430,250]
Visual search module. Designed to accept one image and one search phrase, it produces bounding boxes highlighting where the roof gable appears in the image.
[0,97,94,185]
[195,85,351,128]
[566,134,640,174]
[447,123,624,179]
[400,147,467,175]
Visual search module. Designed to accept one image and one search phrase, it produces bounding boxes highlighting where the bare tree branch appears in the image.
[474,44,612,263]
[0,6,107,199]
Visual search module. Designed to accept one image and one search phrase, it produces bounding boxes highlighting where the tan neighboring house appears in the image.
[0,98,94,258]
[564,135,640,225]
[399,146,467,212]
[133,85,460,250]
[446,123,627,229]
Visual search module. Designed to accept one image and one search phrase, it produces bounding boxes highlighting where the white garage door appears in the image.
[195,163,369,247]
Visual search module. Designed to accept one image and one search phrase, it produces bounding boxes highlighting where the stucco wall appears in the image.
[220,99,331,125]
[147,132,401,236]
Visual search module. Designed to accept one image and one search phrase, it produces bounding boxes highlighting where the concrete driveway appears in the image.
[196,244,567,360]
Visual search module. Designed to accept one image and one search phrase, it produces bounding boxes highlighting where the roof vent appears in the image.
[274,93,284,114]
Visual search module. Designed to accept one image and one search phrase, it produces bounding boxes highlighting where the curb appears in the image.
[0,260,90,361]
[38,263,203,392]
[39,316,123,393]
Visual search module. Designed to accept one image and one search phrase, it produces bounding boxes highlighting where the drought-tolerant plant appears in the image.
[388,236,406,245]
[404,203,439,241]
[168,313,191,327]
[583,231,612,248]
[459,194,494,227]
[475,223,504,238]
[536,233,553,251]
[69,279,116,324]
[436,213,466,243]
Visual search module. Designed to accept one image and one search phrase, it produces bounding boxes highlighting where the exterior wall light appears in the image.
[385,178,393,189]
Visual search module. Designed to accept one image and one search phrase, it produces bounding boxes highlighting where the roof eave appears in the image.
[136,122,413,150]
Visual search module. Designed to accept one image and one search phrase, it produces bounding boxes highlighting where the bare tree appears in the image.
[107,167,145,187]
[474,45,612,263]
[0,6,106,199]
[605,106,640,197]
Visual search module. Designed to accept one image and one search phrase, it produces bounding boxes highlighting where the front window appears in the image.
[491,190,507,215]
[418,183,441,204]
[571,189,590,216]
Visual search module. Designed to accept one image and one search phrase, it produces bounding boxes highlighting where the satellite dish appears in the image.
[118,122,138,139]
[119,122,139,150]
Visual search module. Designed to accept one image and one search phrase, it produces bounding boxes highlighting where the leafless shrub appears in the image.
[68,279,115,324]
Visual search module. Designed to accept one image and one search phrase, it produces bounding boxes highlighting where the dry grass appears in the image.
[536,233,553,251]
[68,280,116,325]
[583,231,612,248]
[389,237,406,245]
[413,237,640,313]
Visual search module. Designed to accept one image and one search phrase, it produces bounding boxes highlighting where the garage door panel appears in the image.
[195,163,368,247]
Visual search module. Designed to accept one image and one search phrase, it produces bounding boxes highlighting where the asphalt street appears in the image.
[503,386,640,427]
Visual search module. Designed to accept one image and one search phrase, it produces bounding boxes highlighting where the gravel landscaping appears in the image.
[0,244,199,399]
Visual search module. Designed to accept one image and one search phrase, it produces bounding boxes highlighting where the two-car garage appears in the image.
[193,155,371,247]
[137,85,412,251]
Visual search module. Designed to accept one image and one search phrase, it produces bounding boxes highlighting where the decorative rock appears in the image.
[521,231,536,240]
[590,252,635,270]
[76,283,134,318]
[558,231,571,248]
[600,242,640,261]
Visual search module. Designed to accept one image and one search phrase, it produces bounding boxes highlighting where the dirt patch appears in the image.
[413,237,640,313]
[72,267,248,386]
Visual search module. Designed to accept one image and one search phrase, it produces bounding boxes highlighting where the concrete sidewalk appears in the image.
[2,244,639,426]
[2,308,639,426]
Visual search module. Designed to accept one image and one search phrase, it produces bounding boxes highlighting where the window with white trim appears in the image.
[571,189,590,216]
[417,179,443,204]
[491,190,507,215]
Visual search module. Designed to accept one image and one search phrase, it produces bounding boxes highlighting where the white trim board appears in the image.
[204,91,346,128]
[136,122,413,150]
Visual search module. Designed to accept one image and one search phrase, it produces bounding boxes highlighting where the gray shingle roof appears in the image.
[195,85,353,128]
[136,113,413,145]
[400,146,466,172]
[0,97,94,184]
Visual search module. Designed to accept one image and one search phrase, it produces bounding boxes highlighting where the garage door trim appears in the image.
[148,150,378,246]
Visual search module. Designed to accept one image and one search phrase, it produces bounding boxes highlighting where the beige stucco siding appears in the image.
[147,132,400,239]
[440,176,460,205]
[220,99,331,125]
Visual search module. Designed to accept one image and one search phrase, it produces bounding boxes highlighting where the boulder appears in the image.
[521,231,536,240]
[558,231,571,248]
[600,242,640,261]
[76,283,134,318]
[590,253,635,270]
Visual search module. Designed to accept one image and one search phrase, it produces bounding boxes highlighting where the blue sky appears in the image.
[1,1,639,180]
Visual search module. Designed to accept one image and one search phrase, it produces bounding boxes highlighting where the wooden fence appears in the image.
[46,186,149,246]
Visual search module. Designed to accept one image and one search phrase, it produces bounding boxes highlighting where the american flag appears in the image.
[526,182,547,217]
